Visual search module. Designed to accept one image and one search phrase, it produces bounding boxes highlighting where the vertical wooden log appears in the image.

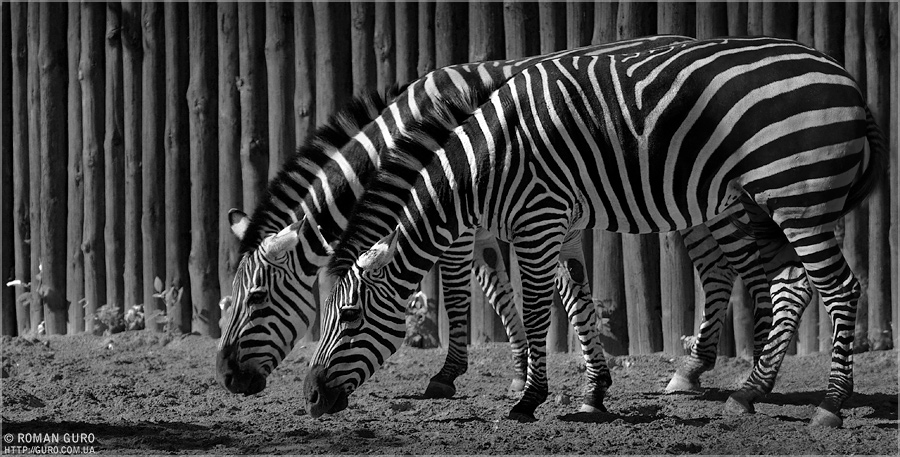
[727,2,748,36]
[38,1,68,335]
[104,3,125,316]
[618,2,661,355]
[567,2,592,49]
[503,1,534,59]
[842,1,869,352]
[815,1,845,351]
[66,4,84,334]
[657,1,695,37]
[188,2,220,338]
[746,1,763,36]
[796,3,814,46]
[592,2,617,45]
[142,2,165,331]
[1,3,15,336]
[696,2,728,39]
[890,3,898,347]
[762,2,797,39]
[540,3,565,52]
[238,2,268,212]
[294,2,315,146]
[11,3,29,334]
[434,3,467,68]
[657,1,696,357]
[395,2,417,85]
[374,2,395,92]
[164,2,191,333]
[266,1,294,173]
[80,3,106,334]
[27,2,43,329]
[218,3,241,301]
[865,1,893,351]
[469,1,505,344]
[122,0,142,311]
[351,2,375,95]
[417,2,435,77]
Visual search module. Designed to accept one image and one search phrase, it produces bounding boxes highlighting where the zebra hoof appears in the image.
[508,377,526,392]
[664,373,702,394]
[810,407,843,428]
[423,380,456,399]
[724,393,755,415]
[578,403,607,414]
[507,410,538,423]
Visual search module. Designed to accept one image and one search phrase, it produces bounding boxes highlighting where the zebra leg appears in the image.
[507,232,566,422]
[472,229,529,392]
[423,229,477,399]
[666,225,736,393]
[554,230,611,413]
[725,250,812,415]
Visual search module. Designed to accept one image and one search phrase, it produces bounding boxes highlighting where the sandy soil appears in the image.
[1,331,897,455]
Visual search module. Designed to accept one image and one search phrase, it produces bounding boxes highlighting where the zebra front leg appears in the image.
[554,231,610,413]
[726,256,812,415]
[423,230,476,399]
[666,225,736,393]
[472,230,528,392]
[506,235,564,422]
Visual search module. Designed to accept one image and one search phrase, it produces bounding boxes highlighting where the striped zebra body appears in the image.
[307,37,885,426]
[216,35,702,397]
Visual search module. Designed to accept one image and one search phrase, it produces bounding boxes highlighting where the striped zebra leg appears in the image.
[554,230,611,413]
[472,231,529,393]
[423,229,476,399]
[667,225,737,392]
[726,252,812,414]
[507,229,568,422]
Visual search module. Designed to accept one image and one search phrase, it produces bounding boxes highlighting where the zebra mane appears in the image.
[327,80,495,277]
[239,84,408,254]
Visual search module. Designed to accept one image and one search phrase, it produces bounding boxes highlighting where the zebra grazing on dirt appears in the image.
[305,37,886,427]
[216,35,702,398]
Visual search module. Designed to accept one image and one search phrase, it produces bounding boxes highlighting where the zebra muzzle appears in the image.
[216,343,268,395]
[304,364,349,418]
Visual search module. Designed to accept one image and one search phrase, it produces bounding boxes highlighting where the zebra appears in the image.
[305,37,886,427]
[216,35,707,398]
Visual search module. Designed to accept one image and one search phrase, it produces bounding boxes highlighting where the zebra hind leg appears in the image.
[554,231,611,413]
[666,225,736,393]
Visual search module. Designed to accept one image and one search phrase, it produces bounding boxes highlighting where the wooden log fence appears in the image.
[1,1,896,361]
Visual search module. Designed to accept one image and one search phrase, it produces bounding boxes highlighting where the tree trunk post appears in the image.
[696,2,728,39]
[121,0,142,314]
[10,3,29,335]
[796,2,813,46]
[746,1,763,36]
[417,2,435,77]
[80,3,106,335]
[351,2,375,96]
[762,2,797,39]
[890,3,898,348]
[592,2,617,45]
[374,2,395,93]
[842,1,869,352]
[66,4,84,334]
[265,1,294,174]
[865,1,893,351]
[38,1,68,335]
[104,3,125,318]
[164,2,191,333]
[727,2,748,37]
[218,2,241,302]
[294,2,315,147]
[395,2,417,85]
[434,2,467,68]
[238,2,268,212]
[1,3,14,336]
[141,1,165,331]
[27,3,43,330]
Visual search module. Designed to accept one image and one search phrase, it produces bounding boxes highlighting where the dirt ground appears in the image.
[1,331,897,455]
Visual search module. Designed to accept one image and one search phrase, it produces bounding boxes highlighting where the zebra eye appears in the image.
[247,289,267,305]
[339,307,361,324]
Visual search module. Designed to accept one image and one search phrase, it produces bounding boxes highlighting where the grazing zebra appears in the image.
[216,35,702,398]
[306,37,886,427]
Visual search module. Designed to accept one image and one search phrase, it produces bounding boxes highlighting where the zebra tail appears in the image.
[730,104,889,241]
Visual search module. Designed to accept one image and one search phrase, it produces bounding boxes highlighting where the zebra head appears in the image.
[304,230,412,417]
[216,209,335,396]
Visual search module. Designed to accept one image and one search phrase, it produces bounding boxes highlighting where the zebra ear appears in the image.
[229,209,250,241]
[264,219,304,260]
[357,230,400,271]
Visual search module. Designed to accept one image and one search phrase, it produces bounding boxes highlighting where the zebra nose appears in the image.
[216,342,267,395]
[304,364,348,417]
